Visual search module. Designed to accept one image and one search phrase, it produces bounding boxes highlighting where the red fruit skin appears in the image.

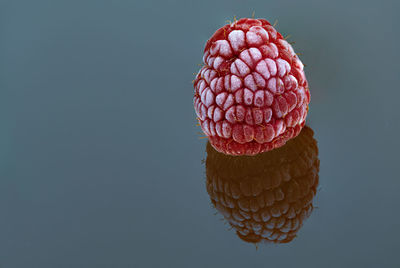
[193,18,310,155]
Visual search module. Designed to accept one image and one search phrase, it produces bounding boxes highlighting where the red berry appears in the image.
[206,126,319,244]
[194,18,310,155]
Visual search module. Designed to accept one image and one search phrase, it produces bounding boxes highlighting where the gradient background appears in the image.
[1,0,400,267]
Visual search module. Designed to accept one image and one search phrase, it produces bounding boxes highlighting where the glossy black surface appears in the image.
[1,0,400,267]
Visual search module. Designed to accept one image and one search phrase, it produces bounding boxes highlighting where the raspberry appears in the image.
[205,126,319,244]
[194,18,310,155]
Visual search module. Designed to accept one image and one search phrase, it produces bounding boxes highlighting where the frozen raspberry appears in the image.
[194,18,310,155]
[205,126,319,244]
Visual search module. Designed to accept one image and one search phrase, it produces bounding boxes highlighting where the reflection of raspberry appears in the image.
[206,126,319,244]
[194,18,310,155]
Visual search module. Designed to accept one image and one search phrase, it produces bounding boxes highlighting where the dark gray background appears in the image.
[1,0,400,267]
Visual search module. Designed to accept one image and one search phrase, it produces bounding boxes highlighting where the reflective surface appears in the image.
[206,126,319,244]
[1,0,400,267]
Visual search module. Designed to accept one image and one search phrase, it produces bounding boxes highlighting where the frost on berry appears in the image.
[205,126,319,244]
[194,18,310,155]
